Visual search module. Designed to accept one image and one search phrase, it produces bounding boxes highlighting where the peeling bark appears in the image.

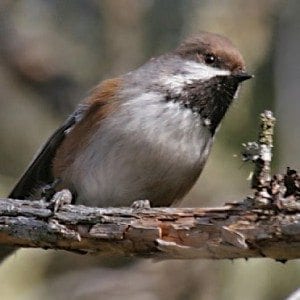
[0,193,299,260]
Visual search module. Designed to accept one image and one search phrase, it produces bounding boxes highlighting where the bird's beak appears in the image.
[232,71,253,82]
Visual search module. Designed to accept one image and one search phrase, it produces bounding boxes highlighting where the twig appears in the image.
[250,110,276,189]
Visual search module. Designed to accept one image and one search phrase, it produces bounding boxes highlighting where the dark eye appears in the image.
[204,54,216,64]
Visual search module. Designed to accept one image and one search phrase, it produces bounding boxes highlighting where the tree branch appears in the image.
[0,192,299,260]
[0,111,299,260]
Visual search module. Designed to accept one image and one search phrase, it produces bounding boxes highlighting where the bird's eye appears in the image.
[204,54,216,64]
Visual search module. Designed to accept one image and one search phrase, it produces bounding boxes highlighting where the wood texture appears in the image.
[0,192,299,260]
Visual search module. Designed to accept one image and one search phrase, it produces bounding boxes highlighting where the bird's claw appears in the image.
[48,189,73,213]
[131,199,151,209]
[41,178,61,201]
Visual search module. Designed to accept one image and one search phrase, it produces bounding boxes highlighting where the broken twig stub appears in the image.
[242,110,276,190]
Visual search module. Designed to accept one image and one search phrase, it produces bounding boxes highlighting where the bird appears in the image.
[2,32,251,261]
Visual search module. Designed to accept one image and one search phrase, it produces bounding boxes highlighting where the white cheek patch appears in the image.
[161,60,231,95]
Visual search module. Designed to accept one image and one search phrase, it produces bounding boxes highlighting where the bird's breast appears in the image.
[62,92,213,207]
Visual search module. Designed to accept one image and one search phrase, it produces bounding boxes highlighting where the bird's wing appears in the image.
[9,104,88,199]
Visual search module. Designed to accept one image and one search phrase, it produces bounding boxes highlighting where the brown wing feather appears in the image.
[52,78,121,178]
[9,78,121,200]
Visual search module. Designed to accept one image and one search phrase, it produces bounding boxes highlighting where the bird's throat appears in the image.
[166,76,239,134]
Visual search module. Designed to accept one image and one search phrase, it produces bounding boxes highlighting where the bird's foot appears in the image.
[41,178,61,201]
[131,199,151,209]
[48,189,73,213]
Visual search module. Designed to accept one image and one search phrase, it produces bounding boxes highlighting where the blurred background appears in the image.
[0,0,299,299]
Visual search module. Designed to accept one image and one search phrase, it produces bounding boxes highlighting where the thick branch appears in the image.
[0,194,299,260]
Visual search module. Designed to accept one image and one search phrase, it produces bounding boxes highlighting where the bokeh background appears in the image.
[0,1,299,299]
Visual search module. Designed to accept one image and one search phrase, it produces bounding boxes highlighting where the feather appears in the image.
[9,104,88,199]
[9,77,122,200]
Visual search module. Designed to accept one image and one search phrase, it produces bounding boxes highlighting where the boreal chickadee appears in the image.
[10,31,252,208]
